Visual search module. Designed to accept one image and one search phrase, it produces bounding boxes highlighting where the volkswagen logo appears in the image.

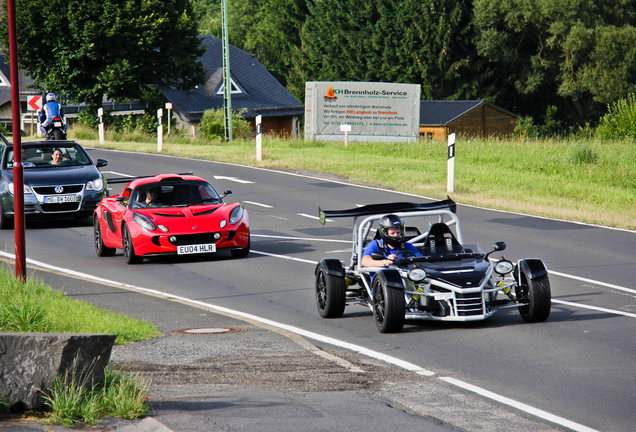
[54,185,64,194]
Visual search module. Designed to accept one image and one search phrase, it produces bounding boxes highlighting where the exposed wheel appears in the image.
[94,215,116,257]
[122,224,142,264]
[0,200,13,230]
[53,129,64,140]
[372,277,405,333]
[315,263,346,318]
[516,269,551,322]
[231,235,250,257]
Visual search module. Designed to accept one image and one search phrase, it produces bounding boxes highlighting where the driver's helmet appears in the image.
[378,214,405,248]
[46,93,56,102]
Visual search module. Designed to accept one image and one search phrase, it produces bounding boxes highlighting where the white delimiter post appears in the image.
[157,108,163,152]
[447,133,456,193]
[98,108,104,145]
[256,115,262,161]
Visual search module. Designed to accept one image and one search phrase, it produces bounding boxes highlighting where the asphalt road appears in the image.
[2,146,634,432]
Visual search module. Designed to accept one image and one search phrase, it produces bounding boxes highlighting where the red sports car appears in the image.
[93,173,250,264]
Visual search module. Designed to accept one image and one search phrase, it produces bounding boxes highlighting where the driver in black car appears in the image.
[361,214,422,268]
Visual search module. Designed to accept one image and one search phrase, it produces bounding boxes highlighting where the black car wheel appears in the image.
[315,263,346,318]
[122,224,142,264]
[372,277,405,333]
[516,268,551,322]
[231,235,250,258]
[0,200,13,230]
[94,215,116,257]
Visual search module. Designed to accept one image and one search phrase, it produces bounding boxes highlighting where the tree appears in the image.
[473,0,636,124]
[1,0,205,112]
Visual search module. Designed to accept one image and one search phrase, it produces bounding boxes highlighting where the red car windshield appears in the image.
[130,181,221,209]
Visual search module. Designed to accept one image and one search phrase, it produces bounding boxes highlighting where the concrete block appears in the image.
[0,333,116,410]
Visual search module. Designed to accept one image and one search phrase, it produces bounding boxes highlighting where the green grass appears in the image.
[60,126,636,230]
[0,265,159,424]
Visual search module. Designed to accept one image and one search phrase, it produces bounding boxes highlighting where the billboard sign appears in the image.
[305,81,420,142]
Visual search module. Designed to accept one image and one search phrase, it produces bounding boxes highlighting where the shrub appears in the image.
[596,93,636,139]
[199,109,253,140]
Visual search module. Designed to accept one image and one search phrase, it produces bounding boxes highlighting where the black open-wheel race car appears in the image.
[315,198,551,333]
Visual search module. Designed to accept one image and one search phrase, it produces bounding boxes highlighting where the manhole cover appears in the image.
[169,327,246,335]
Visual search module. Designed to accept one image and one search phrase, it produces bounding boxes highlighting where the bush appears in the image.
[596,93,636,139]
[199,109,253,140]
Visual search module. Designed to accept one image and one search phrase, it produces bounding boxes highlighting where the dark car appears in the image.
[0,135,108,228]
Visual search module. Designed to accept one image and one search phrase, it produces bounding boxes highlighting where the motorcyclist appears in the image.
[38,93,66,135]
[361,214,422,268]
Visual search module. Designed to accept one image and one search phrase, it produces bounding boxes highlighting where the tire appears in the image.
[53,129,64,140]
[122,224,142,264]
[516,268,551,322]
[315,263,346,318]
[231,235,250,258]
[94,215,116,257]
[372,277,405,333]
[0,200,13,230]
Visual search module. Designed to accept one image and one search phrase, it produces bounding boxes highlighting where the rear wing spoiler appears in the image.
[106,172,194,184]
[318,197,456,225]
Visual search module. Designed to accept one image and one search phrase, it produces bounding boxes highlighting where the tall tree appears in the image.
[1,0,205,111]
[473,0,636,124]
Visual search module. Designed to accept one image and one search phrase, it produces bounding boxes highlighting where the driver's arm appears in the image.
[361,254,388,267]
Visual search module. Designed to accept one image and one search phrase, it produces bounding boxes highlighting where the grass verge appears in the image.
[0,265,160,424]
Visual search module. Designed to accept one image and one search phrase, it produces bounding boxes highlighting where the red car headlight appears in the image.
[133,213,156,231]
[229,205,244,225]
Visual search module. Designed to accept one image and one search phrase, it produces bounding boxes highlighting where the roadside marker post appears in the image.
[340,124,351,146]
[157,108,163,152]
[97,108,104,145]
[447,133,455,193]
[165,102,172,135]
[255,115,262,161]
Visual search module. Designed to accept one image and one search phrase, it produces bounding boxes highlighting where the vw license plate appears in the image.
[44,195,78,204]
[178,243,216,255]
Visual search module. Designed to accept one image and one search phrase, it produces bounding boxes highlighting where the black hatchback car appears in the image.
[0,135,108,228]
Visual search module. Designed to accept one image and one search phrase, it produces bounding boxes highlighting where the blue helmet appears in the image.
[46,93,56,102]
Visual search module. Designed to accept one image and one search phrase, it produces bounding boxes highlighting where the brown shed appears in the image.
[419,100,518,141]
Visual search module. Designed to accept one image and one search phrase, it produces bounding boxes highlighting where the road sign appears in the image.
[27,95,42,111]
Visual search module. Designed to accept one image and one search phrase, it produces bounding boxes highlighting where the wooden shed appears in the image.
[419,100,518,141]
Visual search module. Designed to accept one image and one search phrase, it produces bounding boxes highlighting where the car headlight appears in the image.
[86,177,104,191]
[133,213,156,231]
[8,183,33,195]
[408,267,427,282]
[229,205,244,225]
[494,259,514,275]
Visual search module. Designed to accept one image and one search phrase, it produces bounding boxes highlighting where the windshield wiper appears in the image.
[187,198,219,206]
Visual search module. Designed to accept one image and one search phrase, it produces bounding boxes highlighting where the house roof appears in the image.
[419,100,517,126]
[0,51,40,108]
[159,35,304,122]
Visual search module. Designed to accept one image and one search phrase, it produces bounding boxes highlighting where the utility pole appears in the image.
[221,0,233,141]
[8,0,26,281]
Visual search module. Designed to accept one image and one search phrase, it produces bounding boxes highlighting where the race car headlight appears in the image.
[133,213,156,231]
[494,259,514,275]
[408,268,427,282]
[229,205,244,225]
[86,177,104,191]
[9,183,33,195]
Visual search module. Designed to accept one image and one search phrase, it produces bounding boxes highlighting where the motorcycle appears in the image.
[43,116,67,140]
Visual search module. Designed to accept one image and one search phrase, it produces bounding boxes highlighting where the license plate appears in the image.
[434,293,454,301]
[44,195,78,204]
[177,243,216,255]
[53,121,63,127]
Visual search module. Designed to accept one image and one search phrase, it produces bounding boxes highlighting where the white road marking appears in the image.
[213,175,254,184]
[243,201,273,208]
[252,234,348,243]
[440,377,599,432]
[550,270,636,295]
[298,213,334,222]
[103,170,135,177]
[552,299,636,318]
